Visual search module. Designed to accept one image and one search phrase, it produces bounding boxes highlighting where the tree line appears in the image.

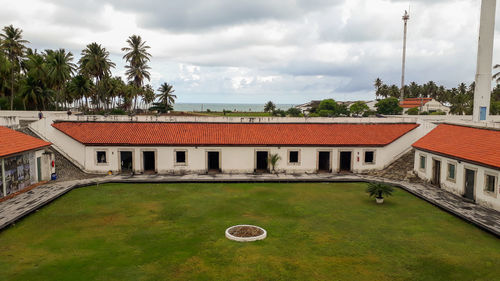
[0,25,177,113]
[374,78,500,115]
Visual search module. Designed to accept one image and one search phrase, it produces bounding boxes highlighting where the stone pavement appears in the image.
[0,173,499,237]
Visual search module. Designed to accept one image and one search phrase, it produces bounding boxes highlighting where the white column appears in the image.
[1,158,6,197]
[473,0,497,122]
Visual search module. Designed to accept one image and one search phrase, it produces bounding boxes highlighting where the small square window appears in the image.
[364,151,374,164]
[485,175,496,192]
[97,151,107,163]
[447,163,456,180]
[176,151,186,163]
[289,151,299,163]
[420,155,426,170]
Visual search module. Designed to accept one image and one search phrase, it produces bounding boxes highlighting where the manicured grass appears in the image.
[0,183,498,281]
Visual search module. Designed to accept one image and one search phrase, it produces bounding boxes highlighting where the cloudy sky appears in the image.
[1,0,499,104]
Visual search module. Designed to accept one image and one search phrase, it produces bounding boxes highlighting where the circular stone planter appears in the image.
[225,225,267,242]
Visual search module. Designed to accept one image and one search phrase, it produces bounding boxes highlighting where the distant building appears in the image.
[365,100,378,111]
[295,101,321,114]
[413,124,500,211]
[400,98,450,114]
[0,126,54,198]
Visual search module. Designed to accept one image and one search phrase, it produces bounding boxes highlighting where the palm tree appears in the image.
[366,182,394,203]
[450,83,473,115]
[122,35,151,111]
[68,75,93,110]
[19,74,43,110]
[0,25,29,110]
[0,52,12,102]
[268,153,281,173]
[78,42,115,110]
[125,61,150,110]
[142,84,155,110]
[493,64,500,84]
[45,49,76,109]
[264,101,276,113]
[374,78,382,98]
[156,82,176,110]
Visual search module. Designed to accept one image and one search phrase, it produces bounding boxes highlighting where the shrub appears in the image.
[286,107,302,117]
[366,182,394,199]
[268,153,281,172]
[429,111,446,115]
[362,110,377,117]
[110,108,126,115]
[375,98,403,115]
[272,109,286,117]
[407,107,419,115]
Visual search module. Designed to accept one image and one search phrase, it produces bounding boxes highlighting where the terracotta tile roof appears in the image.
[400,98,433,108]
[413,124,500,169]
[0,126,51,158]
[52,122,419,147]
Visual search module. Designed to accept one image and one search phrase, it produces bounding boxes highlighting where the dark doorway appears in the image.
[120,151,133,173]
[207,151,220,172]
[432,159,441,186]
[318,151,331,172]
[143,151,155,173]
[37,157,42,182]
[464,169,475,201]
[339,151,352,172]
[256,151,268,172]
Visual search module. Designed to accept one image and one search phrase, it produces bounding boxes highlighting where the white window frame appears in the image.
[484,173,497,196]
[174,149,188,166]
[446,161,457,182]
[419,154,426,171]
[363,150,376,165]
[287,149,301,165]
[95,149,109,166]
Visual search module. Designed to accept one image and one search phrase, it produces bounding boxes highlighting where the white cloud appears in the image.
[0,0,498,103]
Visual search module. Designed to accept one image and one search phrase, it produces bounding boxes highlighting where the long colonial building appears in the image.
[50,121,420,175]
[413,124,500,211]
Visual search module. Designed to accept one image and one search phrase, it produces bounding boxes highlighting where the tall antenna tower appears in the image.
[400,10,410,101]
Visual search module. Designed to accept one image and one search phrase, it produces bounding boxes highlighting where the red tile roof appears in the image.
[413,124,500,169]
[0,126,51,158]
[52,122,419,147]
[400,98,433,108]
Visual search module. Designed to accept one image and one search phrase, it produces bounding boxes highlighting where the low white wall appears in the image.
[414,149,500,211]
[0,116,19,129]
[29,117,87,169]
[0,111,70,121]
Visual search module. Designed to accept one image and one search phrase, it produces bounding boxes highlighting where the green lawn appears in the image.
[0,183,498,281]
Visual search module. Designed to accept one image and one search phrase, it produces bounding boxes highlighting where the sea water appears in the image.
[173,103,296,112]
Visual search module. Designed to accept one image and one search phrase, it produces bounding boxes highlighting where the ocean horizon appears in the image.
[173,103,297,112]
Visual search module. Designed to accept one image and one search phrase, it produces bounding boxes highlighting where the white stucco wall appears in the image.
[82,135,424,175]
[414,149,500,211]
[26,113,437,177]
[29,117,86,169]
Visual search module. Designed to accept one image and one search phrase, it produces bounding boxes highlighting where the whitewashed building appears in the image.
[0,126,54,198]
[400,98,450,114]
[413,124,500,211]
[47,121,422,175]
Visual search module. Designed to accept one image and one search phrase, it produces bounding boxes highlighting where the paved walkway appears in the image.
[0,173,499,237]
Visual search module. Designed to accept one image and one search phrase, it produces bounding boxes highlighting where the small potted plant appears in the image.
[366,182,394,204]
[268,153,281,174]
